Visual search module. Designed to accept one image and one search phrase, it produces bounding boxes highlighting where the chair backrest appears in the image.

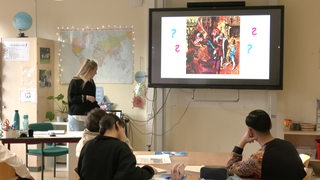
[0,162,17,180]
[29,122,54,131]
[200,166,228,180]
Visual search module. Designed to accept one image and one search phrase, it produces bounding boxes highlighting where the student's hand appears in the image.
[171,163,185,180]
[86,95,96,103]
[151,166,158,174]
[238,129,256,148]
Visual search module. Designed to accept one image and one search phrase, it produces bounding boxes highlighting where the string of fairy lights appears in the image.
[56,25,134,32]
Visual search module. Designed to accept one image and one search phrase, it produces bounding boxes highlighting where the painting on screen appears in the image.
[186,16,240,75]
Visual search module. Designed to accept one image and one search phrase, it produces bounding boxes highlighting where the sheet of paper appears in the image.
[34,130,65,135]
[136,154,171,164]
[151,166,167,173]
[185,165,204,173]
[34,131,49,135]
[137,165,167,173]
[151,174,171,180]
[48,130,65,134]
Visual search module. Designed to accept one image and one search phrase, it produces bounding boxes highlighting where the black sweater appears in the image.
[67,78,100,115]
[262,138,306,180]
[78,135,154,180]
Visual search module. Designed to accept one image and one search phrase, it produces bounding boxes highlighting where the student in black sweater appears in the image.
[77,113,156,180]
[67,59,100,131]
[227,109,306,180]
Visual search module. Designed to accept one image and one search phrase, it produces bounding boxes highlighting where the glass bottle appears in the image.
[23,115,29,131]
[13,110,20,130]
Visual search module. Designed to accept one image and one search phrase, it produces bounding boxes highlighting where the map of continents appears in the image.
[59,29,133,84]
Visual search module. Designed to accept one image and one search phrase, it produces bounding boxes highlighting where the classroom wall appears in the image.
[1,0,320,158]
[161,0,320,156]
[0,0,152,151]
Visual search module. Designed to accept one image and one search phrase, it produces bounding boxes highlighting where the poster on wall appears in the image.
[58,27,134,84]
[40,47,50,64]
[2,41,30,61]
[20,88,37,103]
[39,69,52,87]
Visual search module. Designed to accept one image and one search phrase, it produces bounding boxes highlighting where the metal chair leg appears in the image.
[54,156,56,177]
[41,143,44,180]
[25,145,28,168]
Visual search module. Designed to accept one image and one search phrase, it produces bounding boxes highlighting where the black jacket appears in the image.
[78,135,154,180]
[262,138,306,180]
[67,78,100,115]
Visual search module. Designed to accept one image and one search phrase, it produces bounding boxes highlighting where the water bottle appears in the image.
[13,110,20,130]
[23,115,29,131]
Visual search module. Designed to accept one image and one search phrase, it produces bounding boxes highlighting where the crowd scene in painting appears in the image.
[186,16,240,74]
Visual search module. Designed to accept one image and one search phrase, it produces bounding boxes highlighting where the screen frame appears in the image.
[148,6,284,90]
[106,110,122,118]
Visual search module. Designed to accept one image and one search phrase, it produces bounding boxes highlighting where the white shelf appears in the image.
[284,131,320,136]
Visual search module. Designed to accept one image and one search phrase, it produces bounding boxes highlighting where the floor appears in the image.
[30,164,69,180]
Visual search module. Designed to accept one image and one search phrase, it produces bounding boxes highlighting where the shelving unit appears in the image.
[284,131,320,175]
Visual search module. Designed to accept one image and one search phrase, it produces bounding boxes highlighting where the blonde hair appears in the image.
[75,59,98,87]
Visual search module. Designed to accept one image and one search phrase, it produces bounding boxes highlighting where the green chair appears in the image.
[26,122,68,178]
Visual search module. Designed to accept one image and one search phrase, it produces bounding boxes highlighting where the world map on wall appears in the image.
[59,29,133,84]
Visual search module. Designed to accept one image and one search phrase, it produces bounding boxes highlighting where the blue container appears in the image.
[13,110,20,130]
[23,114,29,131]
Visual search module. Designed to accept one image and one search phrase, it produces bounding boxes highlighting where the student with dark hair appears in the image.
[227,109,306,179]
[76,108,132,157]
[77,113,156,179]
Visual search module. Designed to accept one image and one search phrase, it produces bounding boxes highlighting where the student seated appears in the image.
[76,108,132,157]
[77,113,155,179]
[0,142,34,180]
[226,109,306,180]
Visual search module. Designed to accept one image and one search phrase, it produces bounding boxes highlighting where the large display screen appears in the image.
[148,6,284,89]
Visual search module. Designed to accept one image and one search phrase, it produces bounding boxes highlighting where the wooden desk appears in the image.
[134,151,231,180]
[0,132,82,180]
[0,135,81,149]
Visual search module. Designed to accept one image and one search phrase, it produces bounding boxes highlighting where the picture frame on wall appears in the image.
[40,47,50,64]
[39,69,52,87]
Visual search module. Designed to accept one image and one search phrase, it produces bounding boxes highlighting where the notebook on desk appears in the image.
[155,151,187,156]
[185,165,204,173]
[137,165,166,173]
[136,154,171,165]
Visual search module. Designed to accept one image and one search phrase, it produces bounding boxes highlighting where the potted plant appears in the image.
[45,93,68,122]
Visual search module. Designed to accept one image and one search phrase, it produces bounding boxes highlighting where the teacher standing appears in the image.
[67,59,100,131]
